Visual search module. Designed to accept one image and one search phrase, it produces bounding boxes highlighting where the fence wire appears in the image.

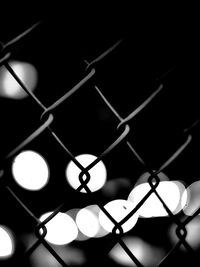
[0,20,200,267]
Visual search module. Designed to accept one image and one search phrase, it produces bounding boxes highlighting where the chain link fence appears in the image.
[0,11,199,267]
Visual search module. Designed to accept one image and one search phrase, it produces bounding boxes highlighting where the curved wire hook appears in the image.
[117,84,163,129]
[5,113,54,160]
[40,68,96,120]
[85,39,123,71]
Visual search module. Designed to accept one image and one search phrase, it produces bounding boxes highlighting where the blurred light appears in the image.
[0,225,14,258]
[128,181,185,218]
[28,233,86,267]
[109,236,165,266]
[30,245,61,267]
[76,205,108,238]
[168,216,200,251]
[0,60,38,99]
[66,208,90,241]
[66,154,107,193]
[12,150,49,191]
[102,177,132,198]
[76,207,99,237]
[181,181,200,216]
[58,245,86,266]
[39,212,78,245]
[85,205,109,238]
[99,199,139,234]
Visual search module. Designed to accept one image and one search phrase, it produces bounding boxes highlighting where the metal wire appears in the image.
[0,20,199,267]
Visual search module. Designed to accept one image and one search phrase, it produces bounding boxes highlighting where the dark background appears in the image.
[0,3,199,266]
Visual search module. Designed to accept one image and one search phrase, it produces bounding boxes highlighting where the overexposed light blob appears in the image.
[66,154,107,193]
[0,226,14,258]
[66,208,90,241]
[85,205,109,238]
[173,181,187,214]
[76,207,99,237]
[39,212,78,245]
[0,61,38,99]
[76,205,108,238]
[128,181,185,218]
[12,150,49,191]
[109,236,165,266]
[181,181,200,216]
[168,216,200,251]
[99,199,139,234]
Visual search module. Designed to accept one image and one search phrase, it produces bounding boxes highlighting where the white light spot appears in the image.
[76,205,108,238]
[181,181,200,216]
[76,207,99,237]
[99,199,139,234]
[0,226,14,258]
[109,236,165,266]
[0,61,38,99]
[39,212,78,245]
[128,181,185,218]
[66,154,107,193]
[66,208,90,241]
[12,150,49,191]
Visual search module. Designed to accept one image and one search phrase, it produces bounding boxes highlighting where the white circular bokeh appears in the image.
[76,205,108,238]
[12,150,49,191]
[0,61,38,99]
[128,181,185,218]
[66,154,107,193]
[181,181,200,216]
[0,225,14,258]
[39,212,78,245]
[99,199,139,234]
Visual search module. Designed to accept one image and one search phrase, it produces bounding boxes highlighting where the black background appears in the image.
[0,3,199,267]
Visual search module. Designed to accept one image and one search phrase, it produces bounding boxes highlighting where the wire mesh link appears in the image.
[0,20,199,267]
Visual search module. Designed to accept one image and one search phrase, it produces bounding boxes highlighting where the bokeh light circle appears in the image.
[128,181,185,218]
[0,60,38,99]
[181,181,200,216]
[12,150,49,191]
[66,154,107,193]
[76,205,108,238]
[39,212,78,245]
[0,225,14,258]
[99,199,139,234]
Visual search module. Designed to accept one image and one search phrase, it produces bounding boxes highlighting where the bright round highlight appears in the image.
[66,208,90,241]
[39,212,78,245]
[0,226,14,258]
[128,181,185,218]
[99,199,139,234]
[181,181,200,216]
[0,61,38,99]
[76,205,108,238]
[12,150,49,191]
[66,154,107,193]
[76,207,100,237]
